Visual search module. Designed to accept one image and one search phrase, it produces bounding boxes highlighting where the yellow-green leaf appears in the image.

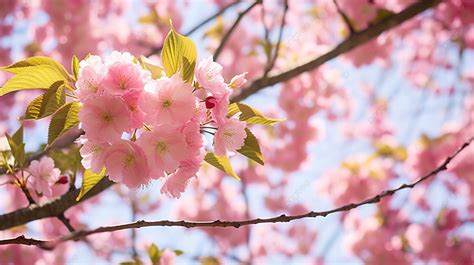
[76,167,106,201]
[71,55,80,81]
[0,65,67,96]
[0,56,70,80]
[237,128,264,165]
[227,103,285,125]
[204,152,240,181]
[140,56,164,80]
[181,57,196,83]
[48,102,80,145]
[5,126,25,169]
[23,81,66,120]
[148,243,161,265]
[161,28,197,82]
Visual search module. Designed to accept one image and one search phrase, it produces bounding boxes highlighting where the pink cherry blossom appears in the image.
[102,61,148,96]
[76,55,105,101]
[214,118,247,156]
[195,56,228,96]
[79,94,132,142]
[27,156,61,197]
[79,138,110,173]
[103,140,150,188]
[137,125,188,179]
[229,72,248,89]
[140,74,196,125]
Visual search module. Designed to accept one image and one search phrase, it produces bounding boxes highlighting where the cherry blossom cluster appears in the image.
[76,52,248,196]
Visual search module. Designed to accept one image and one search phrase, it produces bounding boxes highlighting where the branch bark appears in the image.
[0,178,114,231]
[2,137,471,249]
[230,0,442,103]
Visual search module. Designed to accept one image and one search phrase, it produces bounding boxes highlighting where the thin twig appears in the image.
[214,0,261,60]
[231,0,442,103]
[145,0,242,57]
[264,0,289,76]
[2,137,471,248]
[332,0,356,34]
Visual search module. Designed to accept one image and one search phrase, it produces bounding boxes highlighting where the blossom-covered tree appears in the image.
[0,0,473,264]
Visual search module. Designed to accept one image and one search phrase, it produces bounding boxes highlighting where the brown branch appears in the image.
[0,178,114,231]
[3,137,471,249]
[230,0,442,103]
[332,0,356,34]
[145,0,242,57]
[214,0,261,60]
[264,0,289,76]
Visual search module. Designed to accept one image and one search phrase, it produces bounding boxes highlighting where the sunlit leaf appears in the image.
[76,167,106,201]
[48,102,80,145]
[200,256,220,265]
[161,27,197,82]
[23,81,66,120]
[204,152,240,181]
[148,243,162,265]
[140,56,164,79]
[71,55,80,81]
[0,56,70,80]
[227,103,285,125]
[5,126,25,169]
[237,128,264,165]
[0,65,67,96]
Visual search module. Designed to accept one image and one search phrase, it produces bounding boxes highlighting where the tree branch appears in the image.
[0,178,114,231]
[263,0,289,76]
[230,0,442,103]
[145,0,242,57]
[214,0,261,60]
[3,137,471,249]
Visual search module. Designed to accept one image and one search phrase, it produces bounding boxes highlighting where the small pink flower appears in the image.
[214,118,247,156]
[80,139,110,173]
[76,66,104,101]
[161,159,200,198]
[27,156,61,197]
[79,94,132,142]
[159,249,177,265]
[137,125,188,179]
[102,62,148,96]
[76,55,105,101]
[210,91,230,126]
[140,75,196,125]
[195,56,228,96]
[229,72,248,89]
[103,140,150,188]
[122,90,145,129]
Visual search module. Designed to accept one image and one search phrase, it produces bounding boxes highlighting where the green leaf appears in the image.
[161,28,197,82]
[0,65,67,96]
[148,243,162,265]
[200,256,220,265]
[71,55,80,81]
[204,152,240,181]
[140,56,164,80]
[5,126,25,169]
[174,250,184,256]
[23,81,66,120]
[0,56,70,80]
[372,8,395,24]
[48,102,80,145]
[181,57,196,83]
[76,167,106,201]
[237,128,264,165]
[227,103,285,125]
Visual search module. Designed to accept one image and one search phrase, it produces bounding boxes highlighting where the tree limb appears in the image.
[2,137,471,249]
[214,0,261,60]
[230,0,442,103]
[0,178,114,231]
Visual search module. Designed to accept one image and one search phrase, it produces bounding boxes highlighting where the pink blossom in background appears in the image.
[27,156,61,197]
